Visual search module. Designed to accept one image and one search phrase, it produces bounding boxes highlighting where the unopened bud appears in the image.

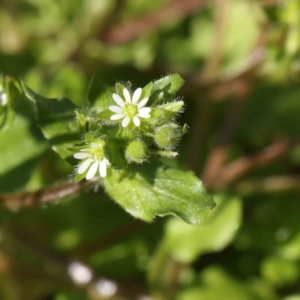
[154,123,182,150]
[125,140,149,164]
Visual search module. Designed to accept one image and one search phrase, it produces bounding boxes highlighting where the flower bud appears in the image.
[125,140,149,164]
[154,123,182,150]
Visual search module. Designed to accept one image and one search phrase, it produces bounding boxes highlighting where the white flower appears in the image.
[73,143,109,180]
[0,93,8,106]
[109,87,151,127]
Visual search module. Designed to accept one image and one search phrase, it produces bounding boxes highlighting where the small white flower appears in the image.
[109,87,151,127]
[0,93,8,106]
[74,143,109,180]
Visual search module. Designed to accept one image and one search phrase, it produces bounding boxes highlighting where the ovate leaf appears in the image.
[21,82,81,164]
[104,160,215,224]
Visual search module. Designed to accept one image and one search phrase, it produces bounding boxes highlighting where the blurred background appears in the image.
[1,0,300,299]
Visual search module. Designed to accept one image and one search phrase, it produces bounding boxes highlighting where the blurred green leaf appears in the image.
[163,195,241,263]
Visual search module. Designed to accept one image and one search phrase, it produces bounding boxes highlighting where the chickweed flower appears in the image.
[74,142,109,180]
[109,88,151,127]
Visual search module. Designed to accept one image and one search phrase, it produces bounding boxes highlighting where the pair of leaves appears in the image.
[21,74,214,225]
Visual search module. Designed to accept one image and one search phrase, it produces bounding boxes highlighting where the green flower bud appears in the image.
[154,123,182,150]
[125,140,149,164]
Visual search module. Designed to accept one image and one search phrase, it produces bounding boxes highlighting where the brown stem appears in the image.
[201,90,248,185]
[102,0,210,45]
[234,175,300,195]
[213,139,300,188]
[0,180,96,212]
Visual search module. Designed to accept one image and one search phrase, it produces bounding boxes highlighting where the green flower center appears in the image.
[125,103,138,118]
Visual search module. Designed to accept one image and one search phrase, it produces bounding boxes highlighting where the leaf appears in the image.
[0,114,47,177]
[21,82,81,164]
[149,74,184,105]
[87,76,114,112]
[163,195,242,263]
[104,160,215,224]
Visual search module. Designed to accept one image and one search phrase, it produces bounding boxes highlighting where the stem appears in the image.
[233,175,300,195]
[213,139,300,188]
[0,180,97,212]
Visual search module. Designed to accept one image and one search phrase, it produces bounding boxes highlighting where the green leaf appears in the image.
[87,76,114,112]
[163,195,242,263]
[96,109,114,121]
[104,160,215,224]
[149,74,184,105]
[21,82,81,164]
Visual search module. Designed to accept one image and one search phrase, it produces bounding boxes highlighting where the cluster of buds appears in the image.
[72,82,186,181]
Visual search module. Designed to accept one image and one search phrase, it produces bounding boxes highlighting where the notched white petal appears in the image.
[138,98,149,108]
[138,112,151,118]
[74,152,89,160]
[110,114,125,120]
[122,116,130,127]
[132,88,142,103]
[109,106,124,113]
[78,158,93,174]
[139,107,151,114]
[112,94,125,108]
[86,161,99,180]
[133,116,140,126]
[123,88,131,103]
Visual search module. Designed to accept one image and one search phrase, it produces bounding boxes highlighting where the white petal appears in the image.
[139,107,151,114]
[123,88,131,103]
[109,106,124,113]
[80,148,90,152]
[133,116,140,126]
[110,113,126,120]
[86,161,99,180]
[132,88,142,103]
[99,160,107,177]
[112,94,125,107]
[138,111,151,118]
[138,98,149,108]
[74,152,89,160]
[78,158,93,174]
[122,116,130,127]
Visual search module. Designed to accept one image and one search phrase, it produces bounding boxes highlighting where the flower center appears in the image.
[125,103,138,118]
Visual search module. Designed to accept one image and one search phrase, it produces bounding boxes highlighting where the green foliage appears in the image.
[104,161,214,224]
[1,0,300,299]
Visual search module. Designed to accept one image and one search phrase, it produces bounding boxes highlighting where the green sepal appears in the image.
[87,76,114,112]
[141,82,153,99]
[182,123,189,135]
[148,74,184,106]
[74,170,87,183]
[116,82,128,96]
[149,149,178,158]
[156,101,184,124]
[75,110,87,130]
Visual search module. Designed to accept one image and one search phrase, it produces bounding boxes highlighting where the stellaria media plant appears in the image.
[19,74,214,224]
